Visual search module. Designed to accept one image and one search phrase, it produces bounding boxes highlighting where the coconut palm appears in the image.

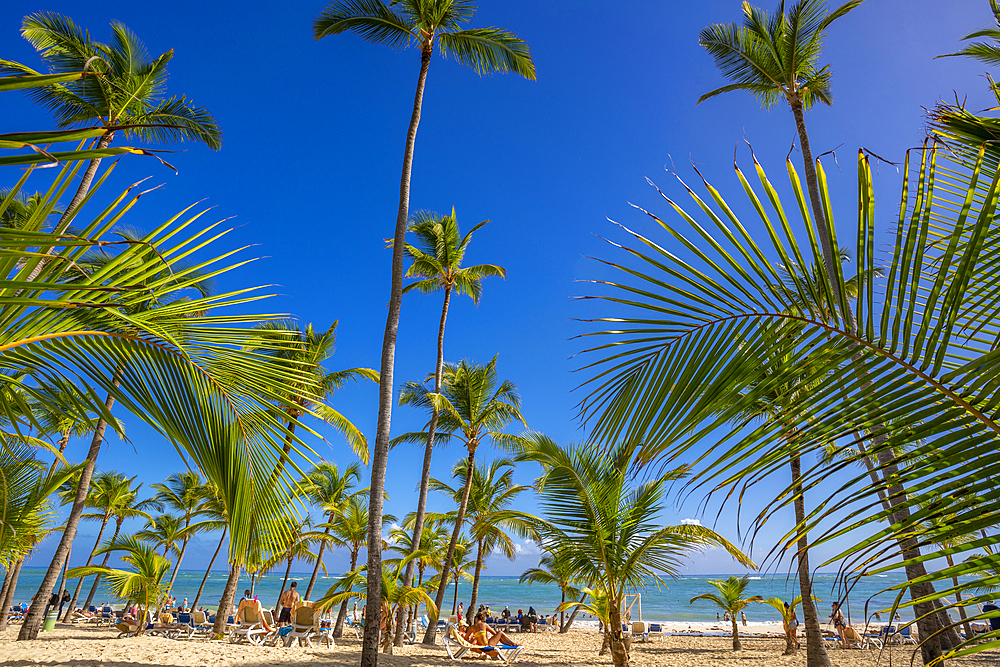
[0,190,62,230]
[246,321,377,475]
[429,458,534,624]
[575,143,1000,663]
[67,536,171,636]
[699,0,862,297]
[188,484,227,611]
[150,471,208,597]
[394,357,526,641]
[385,518,449,635]
[136,514,183,560]
[391,208,504,644]
[312,5,533,657]
[327,495,396,637]
[691,577,762,650]
[300,461,362,599]
[520,552,582,632]
[58,471,134,619]
[318,564,436,655]
[0,13,221,229]
[942,0,1000,66]
[517,434,755,667]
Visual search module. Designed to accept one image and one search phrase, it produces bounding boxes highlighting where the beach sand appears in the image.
[3,622,1000,667]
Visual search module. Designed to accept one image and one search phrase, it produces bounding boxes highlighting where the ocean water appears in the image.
[5,567,941,625]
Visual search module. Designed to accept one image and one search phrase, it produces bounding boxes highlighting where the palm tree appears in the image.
[328,495,396,637]
[67,536,171,636]
[942,0,1000,66]
[318,564,436,655]
[762,595,811,655]
[698,0,862,298]
[0,13,221,229]
[386,518,449,637]
[691,576,763,650]
[0,189,62,230]
[137,514,183,560]
[58,471,132,619]
[188,484,228,611]
[312,5,534,657]
[300,461,362,599]
[17,228,213,640]
[392,208,504,644]
[395,357,526,642]
[429,458,533,624]
[150,471,207,597]
[516,435,755,667]
[271,518,323,615]
[77,476,156,616]
[246,321,377,475]
[520,552,582,632]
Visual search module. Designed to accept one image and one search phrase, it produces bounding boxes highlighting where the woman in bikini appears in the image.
[464,611,517,654]
[830,602,849,648]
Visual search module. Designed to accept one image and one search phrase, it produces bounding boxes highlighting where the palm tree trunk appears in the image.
[165,536,191,597]
[453,574,459,616]
[792,100,959,662]
[211,563,240,637]
[466,537,485,625]
[62,515,110,621]
[80,520,123,613]
[0,559,22,631]
[304,523,331,600]
[395,285,452,646]
[607,601,629,667]
[424,449,475,644]
[791,452,832,667]
[18,387,116,641]
[275,557,293,615]
[561,591,588,633]
[366,45,434,667]
[45,430,72,480]
[250,572,258,598]
[334,551,359,638]
[268,418,298,485]
[946,553,975,639]
[192,527,226,611]
[559,588,565,631]
[731,616,742,650]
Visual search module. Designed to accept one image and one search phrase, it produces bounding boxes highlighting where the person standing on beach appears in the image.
[502,606,511,623]
[741,611,747,626]
[277,582,299,625]
[785,602,800,650]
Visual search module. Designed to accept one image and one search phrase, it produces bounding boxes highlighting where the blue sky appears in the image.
[2,0,993,578]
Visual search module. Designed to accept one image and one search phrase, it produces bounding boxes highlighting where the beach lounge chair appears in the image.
[284,601,326,648]
[442,623,524,662]
[189,610,214,639]
[228,604,270,645]
[647,623,664,642]
[631,621,649,642]
[898,625,917,645]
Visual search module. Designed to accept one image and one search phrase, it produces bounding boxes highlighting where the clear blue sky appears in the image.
[1,0,991,578]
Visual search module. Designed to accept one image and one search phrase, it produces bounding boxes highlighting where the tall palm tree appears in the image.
[391,208,504,644]
[0,13,221,229]
[328,495,395,638]
[79,479,156,613]
[516,434,755,667]
[520,552,582,632]
[691,576,763,651]
[698,0,862,298]
[58,471,132,619]
[395,357,526,642]
[150,471,207,597]
[188,483,228,611]
[312,6,533,658]
[300,461,362,599]
[67,536,171,636]
[385,518,448,638]
[247,321,377,475]
[429,458,533,624]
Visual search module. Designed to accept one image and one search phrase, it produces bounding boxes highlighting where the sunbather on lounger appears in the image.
[236,597,274,632]
[464,611,517,652]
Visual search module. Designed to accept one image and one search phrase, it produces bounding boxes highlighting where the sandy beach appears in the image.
[4,622,1000,667]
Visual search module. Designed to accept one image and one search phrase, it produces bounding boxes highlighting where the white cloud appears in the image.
[680,518,701,526]
[513,540,538,557]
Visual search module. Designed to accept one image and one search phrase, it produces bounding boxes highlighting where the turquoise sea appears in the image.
[6,568,934,625]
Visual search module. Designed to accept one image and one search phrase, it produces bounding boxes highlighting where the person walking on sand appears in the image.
[831,602,849,649]
[741,611,747,626]
[277,581,299,625]
[785,602,801,650]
